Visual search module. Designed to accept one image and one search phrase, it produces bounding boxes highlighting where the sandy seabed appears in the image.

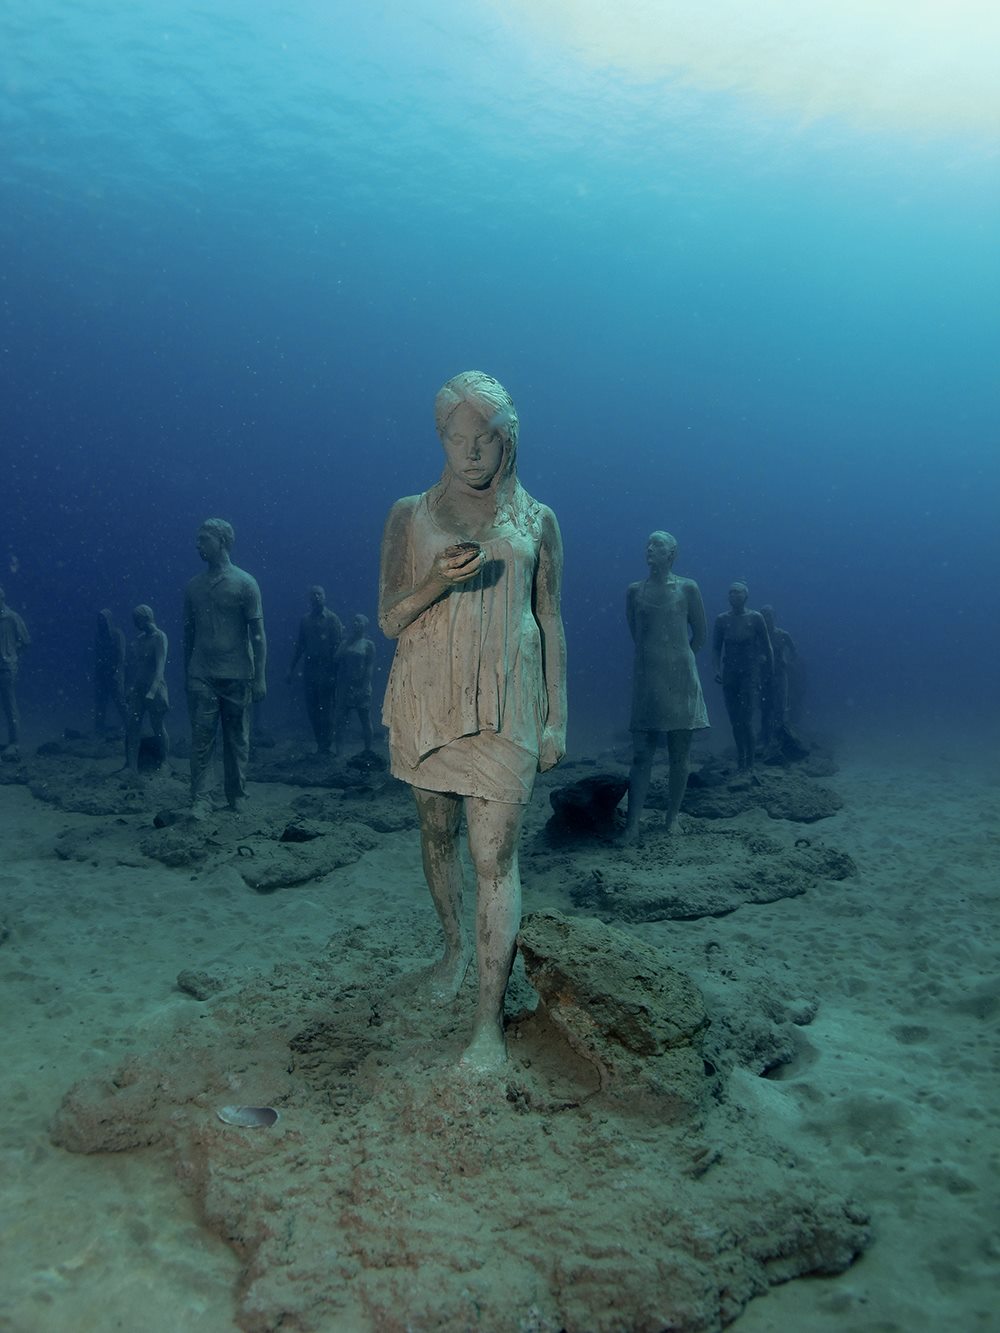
[0,730,997,1333]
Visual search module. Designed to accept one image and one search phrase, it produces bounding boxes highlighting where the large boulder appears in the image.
[517,909,709,1114]
[547,773,628,836]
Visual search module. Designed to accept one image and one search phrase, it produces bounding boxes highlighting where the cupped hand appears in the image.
[432,545,484,587]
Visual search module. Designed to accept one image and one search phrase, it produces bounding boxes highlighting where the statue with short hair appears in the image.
[0,585,30,759]
[287,585,342,754]
[333,613,375,755]
[183,518,267,816]
[623,531,708,842]
[379,371,566,1072]
[125,604,169,773]
[712,581,772,776]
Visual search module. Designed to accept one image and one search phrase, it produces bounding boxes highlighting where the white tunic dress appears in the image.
[383,492,548,802]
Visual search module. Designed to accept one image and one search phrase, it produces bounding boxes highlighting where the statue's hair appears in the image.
[730,579,749,592]
[434,370,519,450]
[200,517,235,550]
[133,604,154,621]
[649,530,678,552]
[431,370,539,534]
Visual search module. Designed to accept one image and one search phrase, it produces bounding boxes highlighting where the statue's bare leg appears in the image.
[412,787,472,1000]
[461,795,527,1071]
[125,698,143,773]
[664,728,693,832]
[624,730,657,844]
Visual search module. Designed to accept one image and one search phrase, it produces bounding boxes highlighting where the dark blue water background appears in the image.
[3,1,998,753]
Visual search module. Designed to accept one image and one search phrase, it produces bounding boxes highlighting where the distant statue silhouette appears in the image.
[623,531,708,842]
[184,518,267,816]
[0,584,30,758]
[333,613,375,755]
[125,604,169,773]
[712,581,772,777]
[94,609,127,735]
[759,604,797,748]
[379,371,566,1072]
[287,585,342,754]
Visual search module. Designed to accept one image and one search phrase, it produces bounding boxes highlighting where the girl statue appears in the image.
[379,371,566,1071]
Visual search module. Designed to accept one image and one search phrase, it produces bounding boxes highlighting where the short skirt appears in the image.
[391,731,537,805]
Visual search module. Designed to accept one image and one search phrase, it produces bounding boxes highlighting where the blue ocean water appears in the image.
[2,1,998,752]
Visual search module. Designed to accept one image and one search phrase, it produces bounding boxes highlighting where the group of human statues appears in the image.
[0,370,800,1072]
[0,565,376,807]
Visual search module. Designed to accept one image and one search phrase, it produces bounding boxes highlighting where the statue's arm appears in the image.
[378,497,445,640]
[16,613,30,649]
[535,506,567,750]
[687,581,707,653]
[362,639,375,687]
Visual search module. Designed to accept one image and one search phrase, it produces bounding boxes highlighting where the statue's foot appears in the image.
[228,796,248,816]
[621,823,641,847]
[1,743,19,764]
[459,1022,508,1073]
[190,797,212,821]
[391,948,472,1005]
[427,949,473,1003]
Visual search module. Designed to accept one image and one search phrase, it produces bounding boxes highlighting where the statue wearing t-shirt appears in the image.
[183,519,267,815]
[0,585,30,758]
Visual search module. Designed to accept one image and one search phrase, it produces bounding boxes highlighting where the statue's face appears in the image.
[441,402,504,490]
[646,534,677,571]
[310,587,326,610]
[196,527,225,563]
[133,608,153,631]
[728,584,748,612]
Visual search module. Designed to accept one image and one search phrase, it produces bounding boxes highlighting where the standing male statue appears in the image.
[184,519,267,816]
[287,585,342,754]
[0,585,30,760]
[712,581,772,779]
[623,531,709,843]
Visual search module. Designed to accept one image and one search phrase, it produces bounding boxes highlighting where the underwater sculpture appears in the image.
[759,603,797,747]
[623,531,709,842]
[0,584,30,758]
[332,612,375,755]
[379,370,566,1070]
[124,604,169,772]
[93,608,127,735]
[287,584,342,754]
[712,580,772,777]
[184,518,267,816]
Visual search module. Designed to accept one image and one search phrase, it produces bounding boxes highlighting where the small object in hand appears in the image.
[444,541,481,560]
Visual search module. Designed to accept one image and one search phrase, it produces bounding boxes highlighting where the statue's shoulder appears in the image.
[230,563,260,589]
